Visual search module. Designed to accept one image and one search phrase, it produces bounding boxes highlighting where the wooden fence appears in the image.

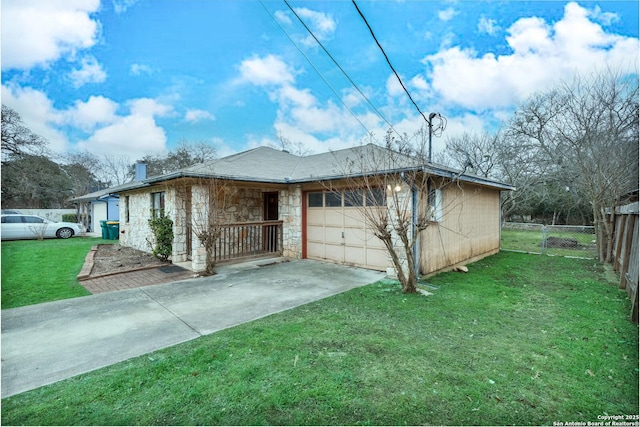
[610,201,639,322]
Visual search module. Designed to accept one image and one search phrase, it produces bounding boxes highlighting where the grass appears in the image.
[2,251,637,425]
[501,229,597,258]
[1,237,113,309]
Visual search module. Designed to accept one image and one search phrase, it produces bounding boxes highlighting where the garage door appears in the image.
[306,190,388,271]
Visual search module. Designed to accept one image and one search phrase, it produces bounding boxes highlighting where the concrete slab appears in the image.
[1,259,384,398]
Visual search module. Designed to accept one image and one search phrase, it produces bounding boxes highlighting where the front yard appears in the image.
[1,251,637,425]
[1,238,112,309]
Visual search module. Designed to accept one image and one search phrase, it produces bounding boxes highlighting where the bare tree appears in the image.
[175,177,238,276]
[1,105,48,163]
[509,68,639,261]
[99,154,134,186]
[133,140,217,178]
[331,130,456,293]
[276,133,313,156]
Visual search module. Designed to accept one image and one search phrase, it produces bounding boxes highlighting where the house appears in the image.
[70,164,148,233]
[69,188,120,233]
[114,144,514,276]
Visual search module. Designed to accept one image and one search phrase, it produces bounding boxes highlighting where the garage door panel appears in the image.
[307,241,325,259]
[343,210,365,227]
[307,226,324,241]
[366,248,388,268]
[325,209,342,226]
[324,227,343,244]
[344,228,365,245]
[306,191,387,271]
[324,243,344,258]
[345,246,365,266]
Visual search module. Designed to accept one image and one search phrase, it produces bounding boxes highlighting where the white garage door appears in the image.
[306,190,387,271]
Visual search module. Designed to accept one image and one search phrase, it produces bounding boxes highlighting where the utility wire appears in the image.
[258,0,375,138]
[283,0,401,138]
[352,0,431,126]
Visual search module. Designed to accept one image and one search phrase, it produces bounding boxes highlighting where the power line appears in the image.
[351,0,431,126]
[283,0,400,137]
[258,0,376,138]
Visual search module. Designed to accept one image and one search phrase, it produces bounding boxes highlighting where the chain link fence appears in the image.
[501,222,597,259]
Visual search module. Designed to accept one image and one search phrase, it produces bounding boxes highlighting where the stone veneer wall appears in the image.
[120,183,307,270]
[119,186,177,255]
[279,185,303,259]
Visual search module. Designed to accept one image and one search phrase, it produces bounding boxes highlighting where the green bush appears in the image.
[62,213,78,223]
[148,216,173,261]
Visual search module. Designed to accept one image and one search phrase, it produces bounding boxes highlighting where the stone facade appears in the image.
[279,186,303,259]
[119,182,307,272]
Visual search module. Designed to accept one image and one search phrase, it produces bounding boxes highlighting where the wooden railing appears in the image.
[213,220,283,262]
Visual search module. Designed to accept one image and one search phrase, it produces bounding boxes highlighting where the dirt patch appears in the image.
[91,244,167,276]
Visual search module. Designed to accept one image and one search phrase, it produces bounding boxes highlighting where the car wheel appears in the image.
[56,227,74,239]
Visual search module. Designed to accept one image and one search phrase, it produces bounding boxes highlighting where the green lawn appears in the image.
[1,237,113,309]
[501,228,597,258]
[2,251,637,426]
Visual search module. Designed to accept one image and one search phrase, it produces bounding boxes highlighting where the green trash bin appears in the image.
[100,220,108,239]
[106,221,120,240]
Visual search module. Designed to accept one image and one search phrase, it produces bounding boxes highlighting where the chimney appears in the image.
[135,163,147,181]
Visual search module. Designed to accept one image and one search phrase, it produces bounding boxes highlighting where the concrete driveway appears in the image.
[1,259,384,398]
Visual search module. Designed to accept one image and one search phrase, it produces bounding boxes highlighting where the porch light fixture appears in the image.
[387,183,402,193]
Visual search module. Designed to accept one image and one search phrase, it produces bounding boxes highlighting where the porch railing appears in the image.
[213,220,283,262]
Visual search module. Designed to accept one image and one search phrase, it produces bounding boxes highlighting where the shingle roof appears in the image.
[84,144,514,197]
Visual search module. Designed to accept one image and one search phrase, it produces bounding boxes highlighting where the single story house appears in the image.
[70,164,148,232]
[113,144,513,276]
[69,189,120,233]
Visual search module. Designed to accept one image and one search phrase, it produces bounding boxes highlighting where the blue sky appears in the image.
[2,0,638,162]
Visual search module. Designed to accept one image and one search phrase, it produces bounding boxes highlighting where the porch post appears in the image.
[191,185,209,272]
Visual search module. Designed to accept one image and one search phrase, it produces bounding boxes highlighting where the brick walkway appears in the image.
[80,266,195,294]
[77,246,195,294]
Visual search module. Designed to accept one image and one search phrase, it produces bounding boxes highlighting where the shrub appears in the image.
[148,216,173,262]
[62,213,78,223]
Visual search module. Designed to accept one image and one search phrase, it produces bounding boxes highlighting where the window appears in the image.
[125,196,130,223]
[325,192,342,207]
[1,216,22,223]
[151,192,165,218]
[344,190,363,207]
[23,216,44,223]
[366,188,386,206]
[427,188,443,222]
[308,192,323,208]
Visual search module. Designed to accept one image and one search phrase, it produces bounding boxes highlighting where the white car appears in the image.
[1,214,83,240]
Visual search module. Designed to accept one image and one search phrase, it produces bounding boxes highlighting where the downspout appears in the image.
[400,172,420,277]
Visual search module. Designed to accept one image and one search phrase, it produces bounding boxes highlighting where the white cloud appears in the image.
[69,56,107,87]
[111,0,140,14]
[590,5,619,26]
[423,2,639,111]
[2,83,171,160]
[274,10,292,26]
[185,109,215,123]
[438,8,457,22]
[77,114,167,158]
[294,7,337,46]
[130,63,153,76]
[238,54,295,86]
[66,96,119,131]
[127,98,173,117]
[1,0,100,70]
[0,84,69,152]
[478,16,500,36]
[386,74,404,97]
